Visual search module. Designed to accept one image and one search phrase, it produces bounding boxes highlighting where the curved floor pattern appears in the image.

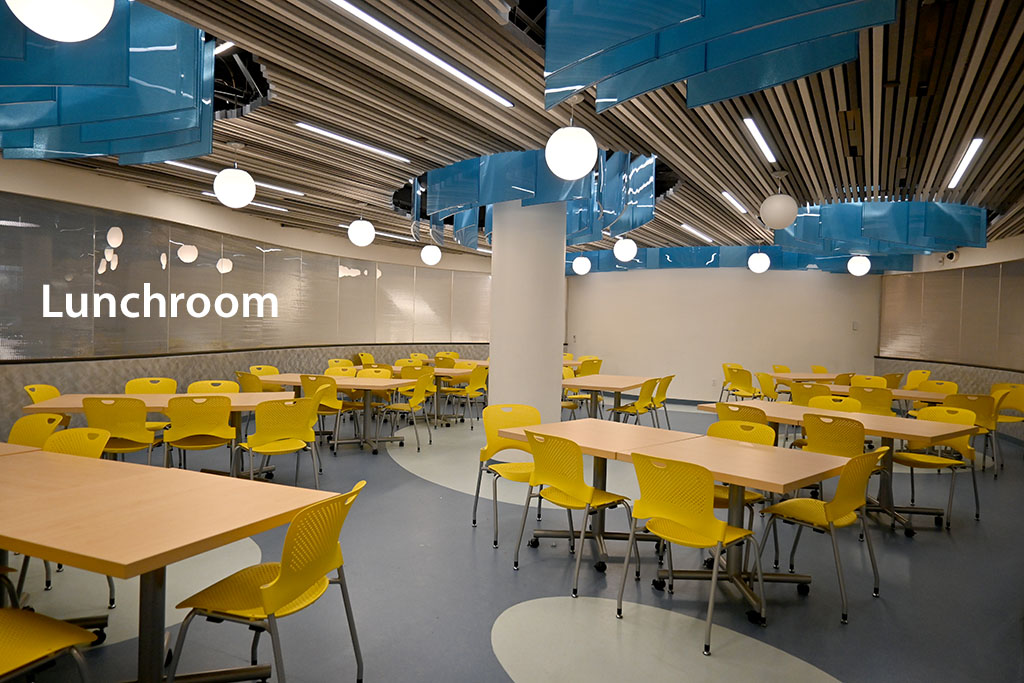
[492,597,839,683]
[14,538,261,647]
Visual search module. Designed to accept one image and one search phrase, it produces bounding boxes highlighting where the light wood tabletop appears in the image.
[630,436,849,495]
[0,442,39,457]
[260,373,416,391]
[498,418,701,461]
[562,374,654,393]
[417,359,490,367]
[770,372,840,383]
[821,384,949,403]
[23,392,297,415]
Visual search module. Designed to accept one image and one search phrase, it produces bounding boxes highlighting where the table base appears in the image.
[655,567,812,613]
[120,665,273,683]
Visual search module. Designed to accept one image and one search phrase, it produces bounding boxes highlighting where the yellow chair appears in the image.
[849,386,895,417]
[357,367,394,416]
[83,397,160,465]
[513,432,632,600]
[801,414,872,458]
[755,372,784,402]
[300,374,345,444]
[610,377,659,426]
[943,394,1003,476]
[617,455,765,654]
[435,355,456,369]
[759,450,882,624]
[725,368,761,401]
[397,366,436,400]
[563,352,574,361]
[832,373,854,386]
[395,358,419,367]
[720,363,743,402]
[356,352,375,365]
[378,374,434,451]
[561,367,581,419]
[236,391,326,488]
[327,367,358,378]
[444,365,489,428]
[772,364,791,373]
[995,387,1024,454]
[436,351,460,360]
[163,396,236,470]
[851,374,886,388]
[706,420,774,527]
[911,380,958,413]
[187,380,239,393]
[808,395,863,413]
[883,373,904,389]
[650,375,675,428]
[328,358,354,368]
[23,384,71,427]
[326,367,364,439]
[7,413,64,448]
[576,358,602,376]
[409,352,429,361]
[0,608,96,681]
[715,402,768,424]
[167,483,366,683]
[577,355,600,361]
[902,369,931,390]
[249,365,284,392]
[810,365,829,373]
[894,406,979,529]
[789,382,829,407]
[475,405,543,548]
[125,377,177,432]
[235,371,265,393]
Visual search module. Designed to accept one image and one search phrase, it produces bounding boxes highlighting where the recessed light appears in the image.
[742,118,777,163]
[722,191,747,214]
[167,161,305,196]
[681,223,714,244]
[202,192,288,212]
[297,122,411,163]
[947,138,983,189]
[213,41,235,55]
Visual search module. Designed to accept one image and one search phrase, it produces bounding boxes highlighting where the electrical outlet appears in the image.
[572,334,576,343]
[852,320,859,331]
[711,378,717,387]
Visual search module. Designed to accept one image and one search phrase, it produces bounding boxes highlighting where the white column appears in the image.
[489,199,566,423]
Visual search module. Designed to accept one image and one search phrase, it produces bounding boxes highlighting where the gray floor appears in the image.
[33,408,1024,682]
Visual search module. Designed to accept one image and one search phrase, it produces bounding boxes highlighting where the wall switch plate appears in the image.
[852,320,859,331]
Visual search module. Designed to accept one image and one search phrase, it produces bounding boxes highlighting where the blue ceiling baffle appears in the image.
[543,0,897,111]
[0,1,213,164]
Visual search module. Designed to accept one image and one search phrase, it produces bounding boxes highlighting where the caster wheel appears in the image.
[460,418,465,423]
[904,528,916,538]
[594,561,607,573]
[445,423,451,428]
[651,578,666,592]
[57,564,64,573]
[92,630,107,645]
[809,489,819,499]
[746,610,766,626]
[702,556,715,569]
[372,449,379,455]
[527,538,540,549]
[108,600,115,609]
[399,441,405,447]
[934,516,943,528]
[796,583,810,596]
[265,472,274,480]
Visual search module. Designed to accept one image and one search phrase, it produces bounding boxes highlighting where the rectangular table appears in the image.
[770,372,840,384]
[23,392,297,415]
[820,384,949,404]
[562,374,655,421]
[0,442,39,457]
[0,451,334,683]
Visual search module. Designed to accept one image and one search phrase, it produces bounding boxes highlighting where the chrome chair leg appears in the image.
[570,504,591,598]
[789,525,804,573]
[267,614,287,683]
[703,542,723,655]
[335,566,364,683]
[166,610,197,683]
[69,646,91,683]
[566,509,575,555]
[616,517,639,618]
[491,472,500,548]
[828,523,849,624]
[944,467,957,529]
[472,464,484,527]
[860,513,879,597]
[106,575,115,608]
[970,463,980,520]
[513,486,534,570]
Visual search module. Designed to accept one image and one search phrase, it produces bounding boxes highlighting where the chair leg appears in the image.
[789,525,804,573]
[566,508,575,555]
[571,504,591,598]
[666,543,675,594]
[16,556,31,598]
[704,543,723,655]
[663,405,671,430]
[536,486,543,521]
[970,463,980,520]
[250,628,262,665]
[944,467,957,529]
[616,518,638,618]
[622,502,640,579]
[472,463,484,527]
[336,567,364,683]
[166,610,198,683]
[267,613,287,683]
[909,467,916,505]
[860,513,879,597]
[311,444,321,490]
[750,536,767,624]
[491,472,500,548]
[106,575,116,608]
[828,523,849,624]
[412,411,421,452]
[69,645,91,683]
[513,486,534,570]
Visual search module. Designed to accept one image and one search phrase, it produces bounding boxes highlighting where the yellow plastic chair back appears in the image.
[722,363,741,386]
[918,380,958,395]
[790,382,829,407]
[435,356,456,369]
[464,365,489,394]
[577,359,602,376]
[832,373,854,386]
[43,428,110,458]
[436,351,460,360]
[125,377,177,394]
[395,358,419,367]
[300,375,344,411]
[409,353,429,361]
[235,371,266,393]
[771,365,790,373]
[563,353,574,361]
[634,378,659,410]
[943,394,997,431]
[808,395,862,413]
[851,374,886,388]
[357,368,392,379]
[630,454,725,544]
[848,386,894,416]
[400,366,433,380]
[902,369,931,390]
[909,406,976,459]
[706,420,775,446]
[525,431,593,502]
[755,372,779,400]
[997,386,1024,414]
[260,481,365,615]
[481,404,542,463]
[454,360,477,370]
[405,374,434,410]
[24,384,61,404]
[163,396,236,443]
[247,397,317,449]
[824,451,881,523]
[810,365,828,373]
[328,358,354,368]
[802,414,865,458]
[326,366,358,377]
[356,353,375,365]
[715,402,768,424]
[883,373,904,389]
[652,375,674,406]
[992,382,1024,395]
[562,366,575,380]
[8,414,64,448]
[727,369,758,396]
[83,397,155,444]
[187,380,239,394]
[250,365,280,377]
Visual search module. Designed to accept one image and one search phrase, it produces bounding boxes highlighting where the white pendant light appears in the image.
[545,126,598,181]
[213,167,256,209]
[747,251,771,274]
[347,219,375,247]
[420,244,442,266]
[613,237,637,262]
[106,226,123,248]
[760,171,799,230]
[216,257,234,274]
[177,244,198,264]
[571,255,592,275]
[847,255,871,276]
[6,0,114,43]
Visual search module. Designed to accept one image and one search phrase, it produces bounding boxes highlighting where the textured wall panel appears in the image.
[998,260,1024,370]
[919,270,962,363]
[960,265,1000,367]
[219,235,265,351]
[298,251,340,346]
[878,273,921,359]
[260,246,304,348]
[452,271,491,342]
[414,268,452,343]
[337,257,376,344]
[167,225,221,353]
[375,263,415,343]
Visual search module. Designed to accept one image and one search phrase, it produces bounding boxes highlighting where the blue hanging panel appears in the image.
[453,208,479,250]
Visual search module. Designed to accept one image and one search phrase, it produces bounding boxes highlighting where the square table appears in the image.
[562,374,655,421]
[0,451,334,683]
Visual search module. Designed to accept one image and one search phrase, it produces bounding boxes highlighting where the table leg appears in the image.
[0,549,7,607]
[362,394,375,453]
[138,568,165,683]
[868,436,942,534]
[588,390,599,419]
[611,391,622,422]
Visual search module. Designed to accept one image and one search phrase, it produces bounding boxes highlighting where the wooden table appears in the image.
[498,419,701,562]
[0,451,334,683]
[634,436,848,612]
[562,374,655,421]
[23,392,297,414]
[362,366,473,427]
[697,400,977,533]
[821,384,949,404]
[0,442,39,457]
[770,372,840,384]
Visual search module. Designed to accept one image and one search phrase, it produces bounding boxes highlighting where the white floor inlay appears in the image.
[13,538,261,647]
[491,597,838,683]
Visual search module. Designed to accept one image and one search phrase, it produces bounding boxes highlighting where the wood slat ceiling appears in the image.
[60,0,1024,254]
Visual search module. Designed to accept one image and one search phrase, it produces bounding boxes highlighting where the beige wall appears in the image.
[565,268,882,401]
[914,233,1024,272]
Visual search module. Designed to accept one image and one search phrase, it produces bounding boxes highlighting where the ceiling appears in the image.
[58,0,1024,254]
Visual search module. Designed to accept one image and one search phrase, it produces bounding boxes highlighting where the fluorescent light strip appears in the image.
[477,247,492,254]
[0,219,40,227]
[297,122,411,163]
[167,161,305,196]
[947,138,983,189]
[202,192,288,212]
[721,191,747,214]
[213,41,235,55]
[253,181,305,197]
[326,0,513,108]
[742,117,776,163]
[681,223,714,244]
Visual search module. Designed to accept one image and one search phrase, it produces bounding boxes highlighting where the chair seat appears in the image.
[762,498,858,528]
[238,438,307,455]
[146,421,170,431]
[566,393,591,402]
[540,485,627,511]
[384,402,425,412]
[997,414,1023,424]
[488,461,533,483]
[644,517,751,549]
[167,435,234,450]
[105,437,157,453]
[893,451,965,469]
[176,562,328,621]
[561,400,579,409]
[0,608,96,674]
[712,485,763,508]
[611,403,648,415]
[728,389,761,399]
[450,389,484,399]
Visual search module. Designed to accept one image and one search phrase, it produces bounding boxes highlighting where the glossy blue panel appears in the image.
[479,151,536,205]
[3,123,200,159]
[0,101,58,130]
[820,203,863,241]
[80,105,199,142]
[924,202,986,248]
[595,46,705,112]
[0,87,54,104]
[0,130,33,147]
[453,208,479,250]
[483,205,493,245]
[523,151,589,206]
[659,245,719,267]
[687,33,858,107]
[0,15,25,59]
[0,0,129,86]
[411,177,422,237]
[622,154,656,236]
[544,34,659,110]
[566,195,602,246]
[430,213,445,246]
[862,201,910,242]
[427,157,480,218]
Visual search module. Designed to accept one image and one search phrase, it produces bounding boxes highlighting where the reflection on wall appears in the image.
[0,191,490,361]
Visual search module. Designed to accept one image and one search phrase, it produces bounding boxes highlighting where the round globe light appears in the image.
[177,244,198,264]
[544,126,598,181]
[216,257,234,274]
[612,237,638,262]
[847,255,871,276]
[747,251,771,274]
[213,168,256,209]
[571,255,592,275]
[759,193,799,230]
[106,226,123,248]
[347,219,375,247]
[6,0,115,43]
[420,244,442,266]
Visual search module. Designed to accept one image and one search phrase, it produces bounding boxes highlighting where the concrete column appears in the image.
[488,199,566,423]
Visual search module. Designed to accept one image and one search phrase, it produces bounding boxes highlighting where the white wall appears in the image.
[913,233,1024,272]
[566,268,882,401]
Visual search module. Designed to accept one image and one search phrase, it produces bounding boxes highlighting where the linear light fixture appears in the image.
[326,0,513,108]
[478,247,492,254]
[202,192,289,212]
[722,191,747,214]
[947,138,983,189]
[167,161,305,196]
[681,223,714,244]
[296,122,411,163]
[213,41,235,55]
[742,117,777,163]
